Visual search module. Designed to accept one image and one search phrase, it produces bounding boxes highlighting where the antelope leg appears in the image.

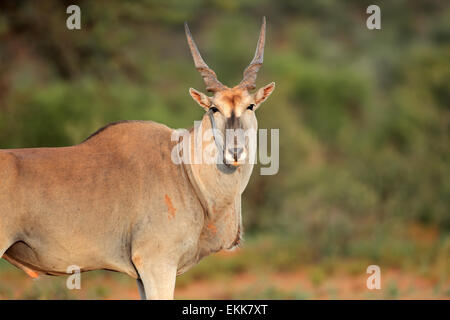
[136,278,146,300]
[136,261,177,300]
[0,235,13,258]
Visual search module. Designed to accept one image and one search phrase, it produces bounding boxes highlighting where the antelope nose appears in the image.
[228,148,244,161]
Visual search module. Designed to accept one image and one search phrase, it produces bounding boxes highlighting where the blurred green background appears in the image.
[0,0,448,299]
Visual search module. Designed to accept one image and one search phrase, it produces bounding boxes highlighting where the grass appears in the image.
[232,285,310,300]
[0,227,448,299]
[177,225,449,287]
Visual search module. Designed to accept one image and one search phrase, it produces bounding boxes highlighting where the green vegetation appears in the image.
[0,0,448,299]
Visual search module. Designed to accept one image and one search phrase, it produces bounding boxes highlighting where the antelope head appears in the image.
[185,17,275,170]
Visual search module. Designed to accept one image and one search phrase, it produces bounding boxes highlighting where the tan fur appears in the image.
[0,20,276,300]
[0,119,254,299]
[213,87,253,117]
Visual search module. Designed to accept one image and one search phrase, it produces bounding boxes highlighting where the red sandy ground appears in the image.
[0,266,448,300]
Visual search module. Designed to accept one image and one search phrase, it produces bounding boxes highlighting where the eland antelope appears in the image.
[0,17,275,299]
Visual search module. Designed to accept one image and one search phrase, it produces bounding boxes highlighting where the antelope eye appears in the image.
[210,107,219,113]
[247,104,255,111]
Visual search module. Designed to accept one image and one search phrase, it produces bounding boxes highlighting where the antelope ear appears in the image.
[189,88,211,110]
[254,82,275,106]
